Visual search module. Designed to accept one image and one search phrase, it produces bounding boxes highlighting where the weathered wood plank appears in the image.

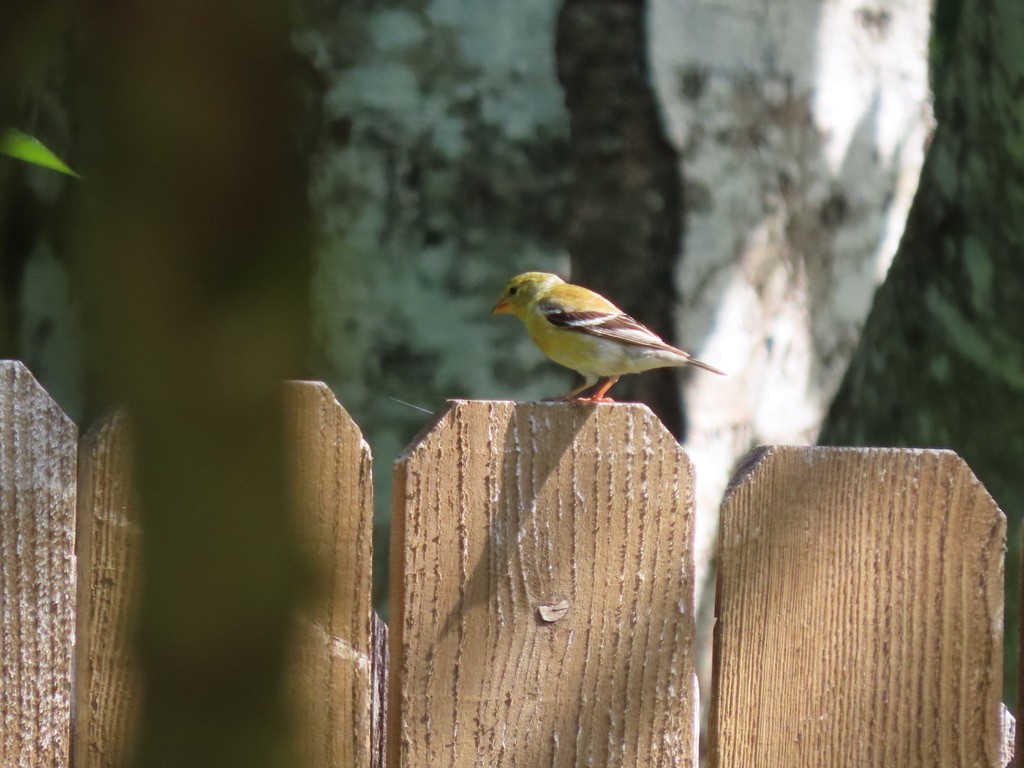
[390,400,697,768]
[711,447,1005,767]
[0,360,77,767]
[285,381,374,768]
[74,411,142,768]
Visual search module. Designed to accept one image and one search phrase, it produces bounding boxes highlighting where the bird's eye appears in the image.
[508,286,518,296]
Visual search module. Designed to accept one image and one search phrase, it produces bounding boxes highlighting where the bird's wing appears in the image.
[538,301,681,353]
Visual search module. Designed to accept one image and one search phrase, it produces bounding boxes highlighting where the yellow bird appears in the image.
[492,271,725,402]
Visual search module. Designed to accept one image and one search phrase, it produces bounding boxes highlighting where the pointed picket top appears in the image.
[396,398,685,460]
[711,446,1005,767]
[0,360,78,768]
[391,399,698,768]
[284,380,375,768]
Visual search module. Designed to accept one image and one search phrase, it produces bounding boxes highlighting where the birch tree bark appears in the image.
[295,0,573,576]
[646,0,933,688]
[820,0,1024,701]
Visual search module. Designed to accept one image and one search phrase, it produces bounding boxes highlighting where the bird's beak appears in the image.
[492,298,512,315]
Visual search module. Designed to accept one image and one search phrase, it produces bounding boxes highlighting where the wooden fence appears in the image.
[0,359,1015,766]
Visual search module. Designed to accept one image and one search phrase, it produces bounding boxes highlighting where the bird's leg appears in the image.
[545,376,598,402]
[584,376,619,403]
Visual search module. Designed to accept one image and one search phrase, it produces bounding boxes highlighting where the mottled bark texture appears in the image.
[556,0,685,437]
[78,0,311,765]
[820,0,1024,703]
[648,0,933,719]
[294,1,572,586]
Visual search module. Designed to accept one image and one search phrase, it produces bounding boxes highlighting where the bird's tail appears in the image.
[687,355,726,376]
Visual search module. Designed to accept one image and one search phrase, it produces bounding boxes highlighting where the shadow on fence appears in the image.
[0,359,1015,767]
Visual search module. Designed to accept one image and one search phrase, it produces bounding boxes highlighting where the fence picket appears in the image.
[389,400,698,768]
[0,360,78,768]
[285,381,375,768]
[711,447,1005,767]
[74,411,141,768]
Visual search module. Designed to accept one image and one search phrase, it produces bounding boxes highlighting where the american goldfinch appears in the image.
[493,271,724,402]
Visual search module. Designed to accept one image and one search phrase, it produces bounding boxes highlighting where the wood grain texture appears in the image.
[285,381,374,768]
[74,412,142,768]
[389,400,697,768]
[711,447,1005,767]
[0,360,77,767]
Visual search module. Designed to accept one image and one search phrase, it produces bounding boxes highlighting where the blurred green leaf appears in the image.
[1,128,80,178]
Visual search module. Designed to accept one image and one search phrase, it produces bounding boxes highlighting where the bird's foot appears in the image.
[578,395,615,404]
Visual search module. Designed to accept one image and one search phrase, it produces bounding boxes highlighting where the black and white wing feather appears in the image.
[540,302,674,351]
[538,300,725,375]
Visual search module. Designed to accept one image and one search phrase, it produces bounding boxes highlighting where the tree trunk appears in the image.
[295,1,574,592]
[820,0,1024,704]
[646,0,934,713]
[556,0,684,436]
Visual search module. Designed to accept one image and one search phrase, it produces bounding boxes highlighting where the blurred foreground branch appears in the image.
[77,1,312,766]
